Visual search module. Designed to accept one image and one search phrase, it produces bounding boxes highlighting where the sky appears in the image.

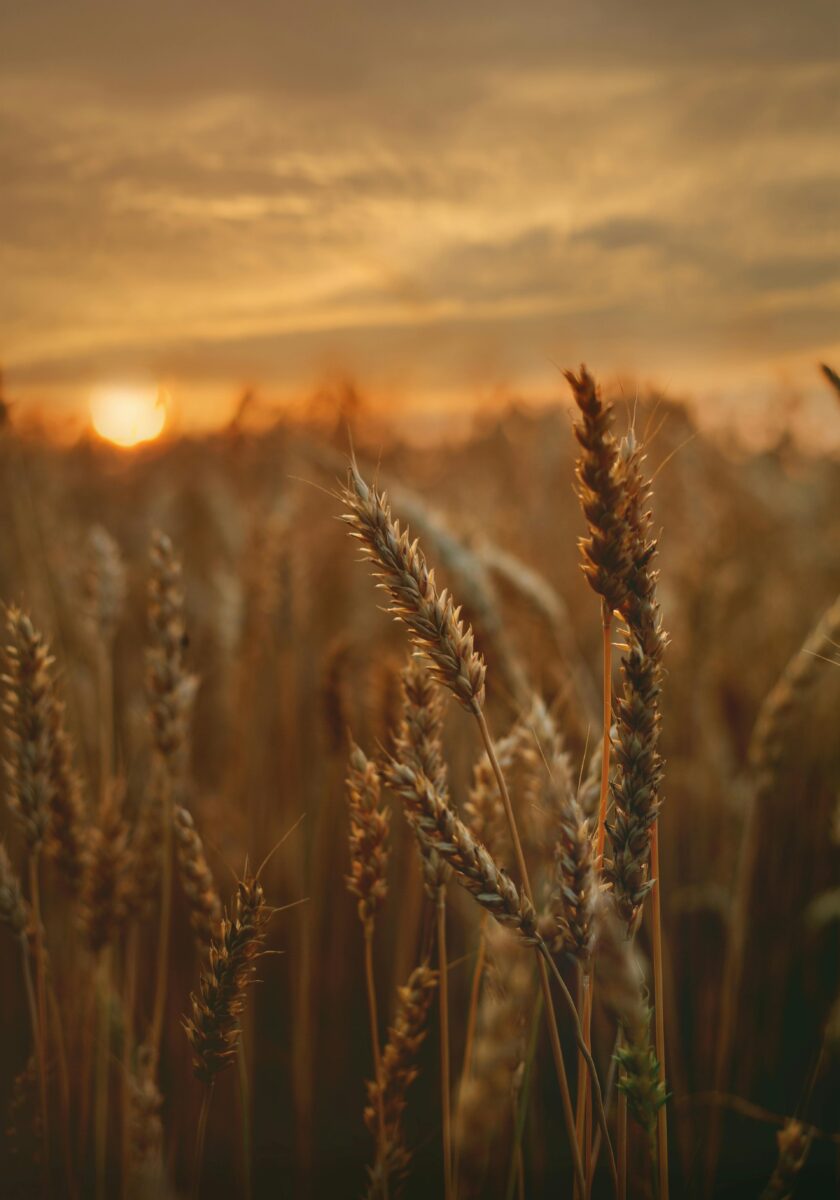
[2,1,839,436]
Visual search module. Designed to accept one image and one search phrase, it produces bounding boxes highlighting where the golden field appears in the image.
[0,375,838,1199]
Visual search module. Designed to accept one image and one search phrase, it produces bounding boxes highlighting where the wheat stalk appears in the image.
[345,738,390,1194]
[2,606,55,1177]
[365,962,439,1199]
[146,531,198,1065]
[342,463,614,1195]
[708,591,840,1196]
[184,873,270,1197]
[595,894,666,1195]
[604,430,669,1197]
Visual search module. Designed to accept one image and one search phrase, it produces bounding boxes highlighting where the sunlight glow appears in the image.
[90,385,167,447]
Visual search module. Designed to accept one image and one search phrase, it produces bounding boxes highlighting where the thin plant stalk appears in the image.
[237,1040,253,1200]
[617,1089,628,1200]
[539,956,588,1196]
[120,925,139,1200]
[95,947,112,1200]
[650,825,669,1200]
[575,971,594,1200]
[589,1034,620,1195]
[454,909,487,1191]
[513,1104,525,1200]
[705,794,757,1198]
[539,943,619,1196]
[474,708,587,1196]
[20,934,41,1063]
[364,920,389,1200]
[47,978,76,1200]
[150,773,174,1064]
[577,608,613,1196]
[29,853,51,1189]
[437,886,453,1200]
[78,974,98,1157]
[459,912,487,1089]
[191,1083,214,1200]
[506,991,543,1200]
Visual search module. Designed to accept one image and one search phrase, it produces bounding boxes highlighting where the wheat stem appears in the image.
[20,934,41,1064]
[94,947,112,1200]
[191,1083,214,1200]
[539,942,619,1196]
[46,977,76,1200]
[460,913,487,1085]
[120,925,139,1200]
[454,908,487,1194]
[437,886,453,1200]
[236,1039,253,1200]
[474,706,588,1197]
[650,825,669,1200]
[575,971,594,1200]
[577,610,613,1196]
[364,920,389,1200]
[617,1087,628,1200]
[505,991,542,1200]
[150,772,173,1065]
[28,853,51,1194]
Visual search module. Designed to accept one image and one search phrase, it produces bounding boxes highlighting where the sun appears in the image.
[90,384,167,448]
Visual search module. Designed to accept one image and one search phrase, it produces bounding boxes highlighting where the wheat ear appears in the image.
[343,464,611,1195]
[184,874,270,1197]
[2,606,55,1176]
[174,804,223,947]
[146,531,198,1065]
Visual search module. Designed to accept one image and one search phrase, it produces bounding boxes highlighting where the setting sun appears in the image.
[90,385,167,447]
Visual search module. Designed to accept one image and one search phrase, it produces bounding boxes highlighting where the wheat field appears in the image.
[0,371,838,1200]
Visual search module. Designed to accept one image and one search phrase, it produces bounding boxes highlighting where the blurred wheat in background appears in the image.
[0,363,838,1199]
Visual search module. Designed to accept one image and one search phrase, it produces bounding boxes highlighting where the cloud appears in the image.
[1,2,839,419]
